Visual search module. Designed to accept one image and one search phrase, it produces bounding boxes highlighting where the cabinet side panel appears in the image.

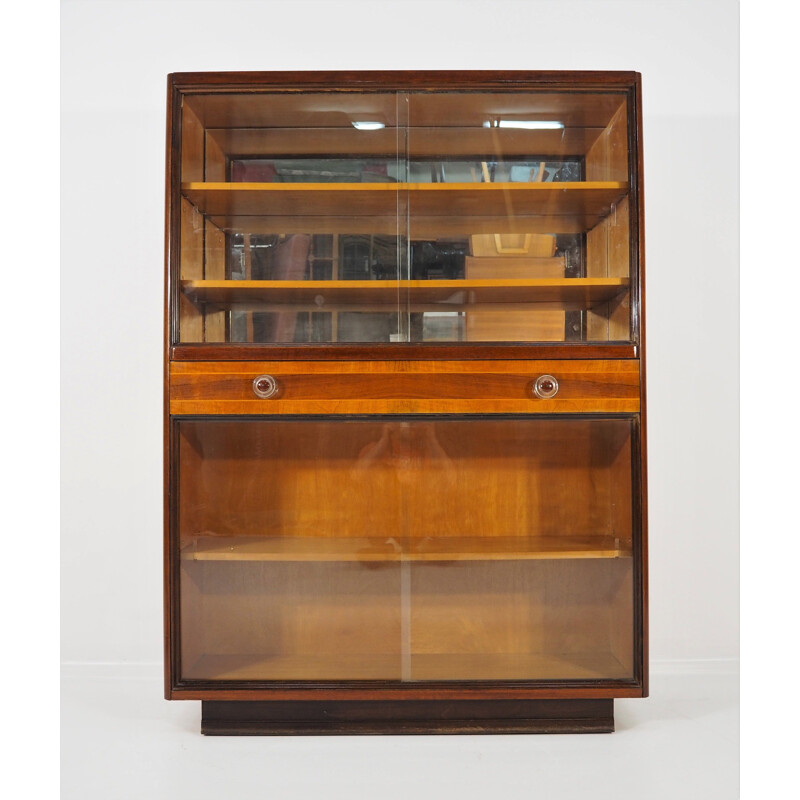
[585,98,630,341]
[609,560,634,675]
[204,135,228,340]
[204,221,227,340]
[608,422,634,674]
[179,97,206,342]
[180,561,205,671]
[205,130,226,181]
[180,198,204,342]
[585,100,628,183]
[586,220,609,340]
[607,195,630,340]
[181,102,204,181]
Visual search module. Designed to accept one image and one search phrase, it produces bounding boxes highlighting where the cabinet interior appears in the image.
[177,417,634,682]
[176,90,632,346]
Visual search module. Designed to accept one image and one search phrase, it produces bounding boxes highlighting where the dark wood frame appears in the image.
[164,71,648,733]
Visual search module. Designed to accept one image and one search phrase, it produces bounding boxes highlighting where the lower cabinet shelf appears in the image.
[183,651,631,682]
[181,534,632,562]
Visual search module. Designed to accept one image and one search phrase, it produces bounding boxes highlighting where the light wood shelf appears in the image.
[181,181,629,235]
[181,534,632,562]
[181,278,629,312]
[183,651,631,681]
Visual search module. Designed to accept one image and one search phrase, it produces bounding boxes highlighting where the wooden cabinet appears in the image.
[164,71,647,734]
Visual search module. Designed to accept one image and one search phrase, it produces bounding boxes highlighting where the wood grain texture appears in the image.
[179,198,203,342]
[203,221,226,341]
[586,100,629,183]
[203,141,228,341]
[585,98,631,342]
[204,129,226,181]
[607,195,631,340]
[175,417,634,546]
[170,359,639,415]
[464,256,565,341]
[180,102,204,183]
[463,256,564,278]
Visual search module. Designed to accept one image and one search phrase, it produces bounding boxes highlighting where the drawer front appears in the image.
[170,360,640,415]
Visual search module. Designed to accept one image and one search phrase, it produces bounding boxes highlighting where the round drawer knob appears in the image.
[533,374,559,399]
[252,374,279,399]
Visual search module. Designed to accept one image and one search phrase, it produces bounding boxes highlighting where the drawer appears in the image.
[169,360,640,415]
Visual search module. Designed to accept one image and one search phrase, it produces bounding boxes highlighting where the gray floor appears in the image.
[61,665,738,799]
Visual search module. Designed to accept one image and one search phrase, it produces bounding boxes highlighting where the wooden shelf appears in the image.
[184,651,631,682]
[181,535,632,562]
[181,278,629,312]
[181,181,628,235]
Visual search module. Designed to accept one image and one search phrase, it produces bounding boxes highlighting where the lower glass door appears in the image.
[176,416,636,683]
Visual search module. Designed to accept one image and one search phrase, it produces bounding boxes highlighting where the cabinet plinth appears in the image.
[165,70,647,735]
[201,699,615,735]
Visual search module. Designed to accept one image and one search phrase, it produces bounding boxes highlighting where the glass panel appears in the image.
[177,417,634,682]
[175,88,634,346]
[404,91,632,343]
[178,92,406,344]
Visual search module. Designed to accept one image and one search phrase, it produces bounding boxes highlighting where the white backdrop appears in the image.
[61,0,739,669]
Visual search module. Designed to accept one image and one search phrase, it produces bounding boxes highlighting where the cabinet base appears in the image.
[201,699,614,735]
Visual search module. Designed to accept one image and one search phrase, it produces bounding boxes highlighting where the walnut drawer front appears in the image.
[169,360,639,415]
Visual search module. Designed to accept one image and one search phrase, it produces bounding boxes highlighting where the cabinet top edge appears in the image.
[167,70,642,93]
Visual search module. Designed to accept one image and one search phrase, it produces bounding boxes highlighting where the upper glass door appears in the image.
[403,91,631,344]
[178,91,406,345]
[174,87,633,345]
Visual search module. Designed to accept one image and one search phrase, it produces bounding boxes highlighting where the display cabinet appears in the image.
[164,71,647,734]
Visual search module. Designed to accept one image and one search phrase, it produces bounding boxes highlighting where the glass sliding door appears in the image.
[176,416,635,683]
